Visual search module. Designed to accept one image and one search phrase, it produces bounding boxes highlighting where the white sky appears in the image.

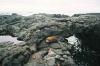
[0,0,100,16]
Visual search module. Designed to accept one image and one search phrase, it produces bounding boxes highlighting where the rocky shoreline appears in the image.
[0,13,100,66]
[0,37,78,66]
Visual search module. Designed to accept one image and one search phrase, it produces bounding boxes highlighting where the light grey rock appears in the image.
[30,44,37,52]
[54,49,63,55]
[60,58,65,61]
[46,58,55,66]
[63,55,68,58]
[55,55,61,59]
[63,51,71,55]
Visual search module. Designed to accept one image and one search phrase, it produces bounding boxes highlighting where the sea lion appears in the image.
[46,36,58,43]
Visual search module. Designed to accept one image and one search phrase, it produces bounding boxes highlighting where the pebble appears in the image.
[63,55,68,58]
[63,51,71,55]
[60,58,65,61]
[55,55,61,59]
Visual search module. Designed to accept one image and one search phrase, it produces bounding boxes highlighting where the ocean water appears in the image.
[65,35,80,45]
[0,35,23,44]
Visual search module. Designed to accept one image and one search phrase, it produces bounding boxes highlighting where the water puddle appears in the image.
[0,35,24,44]
[65,35,81,45]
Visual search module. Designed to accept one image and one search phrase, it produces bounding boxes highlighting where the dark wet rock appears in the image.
[64,56,75,64]
[72,23,100,66]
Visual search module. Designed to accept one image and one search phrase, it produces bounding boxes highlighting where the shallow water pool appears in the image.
[0,35,23,44]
